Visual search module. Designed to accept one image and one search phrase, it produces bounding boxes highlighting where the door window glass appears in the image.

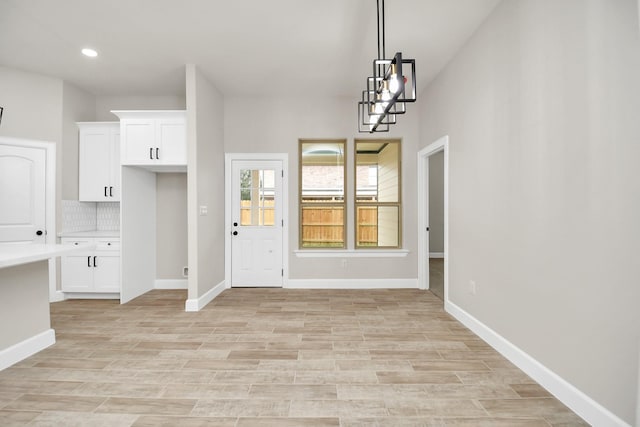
[240,169,275,226]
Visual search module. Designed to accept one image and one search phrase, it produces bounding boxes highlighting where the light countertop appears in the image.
[0,243,94,269]
[58,230,120,238]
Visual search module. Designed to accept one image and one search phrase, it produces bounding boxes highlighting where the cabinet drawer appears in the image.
[96,239,120,251]
[61,238,92,247]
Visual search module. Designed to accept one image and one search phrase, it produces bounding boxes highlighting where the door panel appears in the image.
[0,144,46,243]
[61,255,93,292]
[79,129,111,201]
[121,119,155,165]
[231,160,283,287]
[94,254,120,292]
[157,120,186,164]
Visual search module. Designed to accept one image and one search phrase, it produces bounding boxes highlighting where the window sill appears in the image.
[294,249,409,258]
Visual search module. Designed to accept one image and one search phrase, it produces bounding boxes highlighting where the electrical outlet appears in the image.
[199,205,208,216]
[469,280,477,295]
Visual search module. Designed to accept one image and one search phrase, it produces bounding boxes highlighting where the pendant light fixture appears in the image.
[358,0,416,133]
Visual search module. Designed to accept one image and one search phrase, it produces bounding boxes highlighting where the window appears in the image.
[299,140,346,248]
[356,139,401,248]
[240,169,275,226]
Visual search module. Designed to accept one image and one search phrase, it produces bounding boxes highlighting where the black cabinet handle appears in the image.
[110,186,113,197]
[156,147,159,160]
[93,256,97,268]
[87,256,91,267]
[104,186,108,197]
[150,147,153,160]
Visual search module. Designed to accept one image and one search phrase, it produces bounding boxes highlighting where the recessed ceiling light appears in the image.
[81,48,98,58]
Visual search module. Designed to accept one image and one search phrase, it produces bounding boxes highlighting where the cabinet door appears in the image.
[61,254,94,292]
[121,119,155,165]
[157,119,186,165]
[93,253,120,292]
[79,128,111,201]
[109,128,121,200]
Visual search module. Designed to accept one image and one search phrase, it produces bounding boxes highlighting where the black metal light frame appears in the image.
[358,0,417,133]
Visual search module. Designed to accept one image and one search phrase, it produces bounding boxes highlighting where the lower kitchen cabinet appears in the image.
[61,237,120,293]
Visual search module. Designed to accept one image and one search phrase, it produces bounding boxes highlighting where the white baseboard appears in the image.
[50,290,65,303]
[0,329,55,371]
[63,292,120,300]
[429,252,445,259]
[445,300,631,427]
[155,279,188,289]
[185,280,225,312]
[286,278,418,289]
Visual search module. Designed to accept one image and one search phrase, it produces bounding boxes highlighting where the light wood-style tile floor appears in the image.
[0,289,589,426]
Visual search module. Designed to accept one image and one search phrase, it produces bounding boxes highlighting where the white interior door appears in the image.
[0,144,46,243]
[231,160,283,287]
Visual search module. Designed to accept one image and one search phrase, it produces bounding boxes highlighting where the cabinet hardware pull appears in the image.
[110,186,113,197]
[87,256,91,267]
[150,147,153,160]
[93,256,97,268]
[104,186,108,197]
[156,147,159,160]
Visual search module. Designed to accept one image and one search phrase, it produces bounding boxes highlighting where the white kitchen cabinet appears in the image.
[112,111,186,169]
[61,237,120,293]
[78,122,120,201]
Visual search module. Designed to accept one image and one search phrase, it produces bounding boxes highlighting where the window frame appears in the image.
[354,138,402,249]
[298,139,347,249]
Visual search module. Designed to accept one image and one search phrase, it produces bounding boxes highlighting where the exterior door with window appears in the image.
[231,160,283,287]
[0,144,46,243]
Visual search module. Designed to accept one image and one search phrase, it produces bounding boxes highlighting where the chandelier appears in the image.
[358,0,417,133]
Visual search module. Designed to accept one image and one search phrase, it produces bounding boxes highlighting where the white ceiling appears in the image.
[0,0,500,97]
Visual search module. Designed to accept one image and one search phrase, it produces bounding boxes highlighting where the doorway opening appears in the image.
[417,136,449,303]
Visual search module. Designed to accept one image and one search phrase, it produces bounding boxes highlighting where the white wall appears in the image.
[61,82,96,200]
[224,96,419,280]
[186,65,225,299]
[156,173,188,280]
[95,95,185,121]
[0,67,63,142]
[418,0,640,424]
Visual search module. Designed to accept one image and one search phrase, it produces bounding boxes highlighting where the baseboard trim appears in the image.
[445,300,631,427]
[185,280,225,312]
[429,252,445,259]
[286,278,418,289]
[50,290,65,303]
[155,279,188,289]
[63,292,120,300]
[0,329,55,371]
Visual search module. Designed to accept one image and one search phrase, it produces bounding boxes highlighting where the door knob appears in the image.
[36,230,43,236]
[233,222,238,227]
[232,231,238,236]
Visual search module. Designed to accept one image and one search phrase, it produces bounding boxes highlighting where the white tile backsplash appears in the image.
[62,200,119,233]
[62,200,96,233]
[97,202,120,231]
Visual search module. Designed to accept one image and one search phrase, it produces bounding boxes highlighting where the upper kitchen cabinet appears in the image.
[112,111,187,172]
[78,122,120,202]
